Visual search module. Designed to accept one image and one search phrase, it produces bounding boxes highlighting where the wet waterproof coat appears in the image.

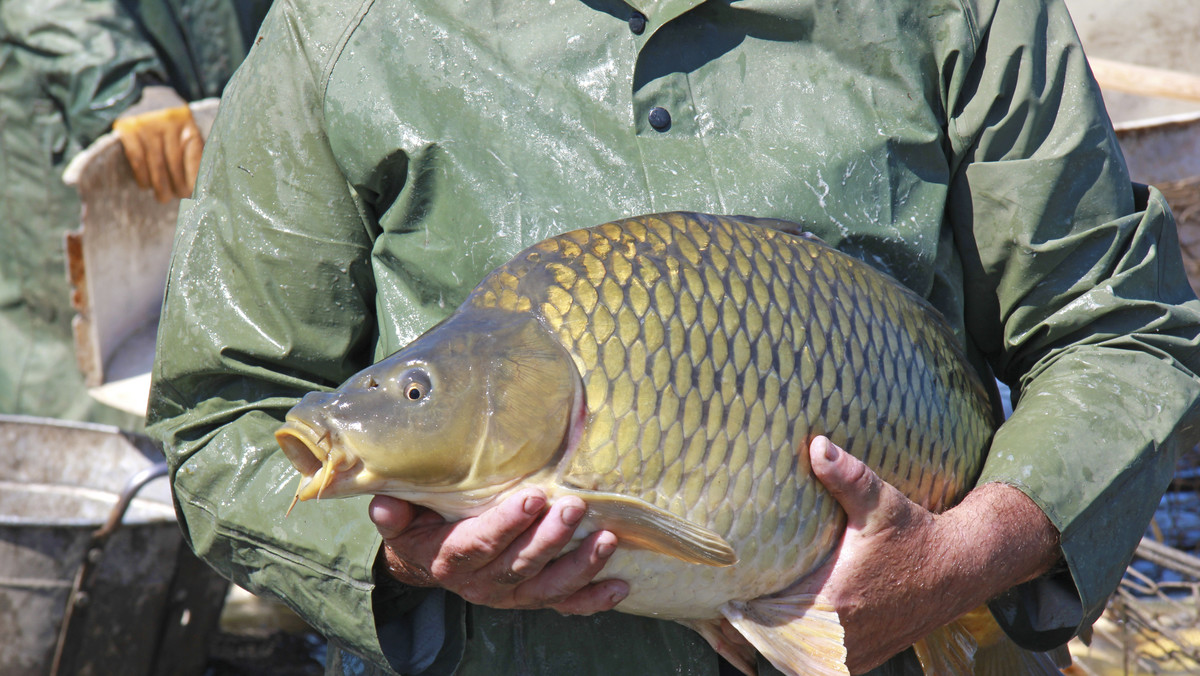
[0,0,270,424]
[147,0,1200,674]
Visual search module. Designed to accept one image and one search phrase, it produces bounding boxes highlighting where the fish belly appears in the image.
[599,512,842,620]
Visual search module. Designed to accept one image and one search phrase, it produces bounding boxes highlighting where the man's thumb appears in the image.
[369,495,418,540]
[809,436,886,527]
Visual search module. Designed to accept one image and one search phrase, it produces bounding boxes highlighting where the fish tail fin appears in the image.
[721,594,850,676]
[922,605,1066,676]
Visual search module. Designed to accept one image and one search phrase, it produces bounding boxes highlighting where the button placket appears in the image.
[626,1,703,135]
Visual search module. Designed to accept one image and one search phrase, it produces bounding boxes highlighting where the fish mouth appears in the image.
[275,419,363,515]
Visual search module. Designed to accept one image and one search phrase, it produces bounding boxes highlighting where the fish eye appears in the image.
[401,368,432,402]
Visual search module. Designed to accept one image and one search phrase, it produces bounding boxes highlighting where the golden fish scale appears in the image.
[469,213,992,605]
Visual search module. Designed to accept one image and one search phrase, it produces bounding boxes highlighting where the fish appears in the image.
[275,212,1056,675]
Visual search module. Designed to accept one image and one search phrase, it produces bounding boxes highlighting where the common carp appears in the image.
[276,212,1045,675]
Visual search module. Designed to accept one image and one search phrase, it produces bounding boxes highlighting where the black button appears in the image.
[648,106,671,131]
[629,11,647,35]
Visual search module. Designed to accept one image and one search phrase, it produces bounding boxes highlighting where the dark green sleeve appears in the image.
[113,0,273,101]
[946,0,1200,648]
[0,0,160,152]
[146,1,411,670]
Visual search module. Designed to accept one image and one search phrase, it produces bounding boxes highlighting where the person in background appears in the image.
[0,0,271,425]
[148,0,1200,674]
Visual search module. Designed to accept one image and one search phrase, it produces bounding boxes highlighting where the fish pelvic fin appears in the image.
[915,605,1066,676]
[680,618,757,676]
[970,641,1067,676]
[911,620,976,675]
[721,594,849,676]
[565,489,737,566]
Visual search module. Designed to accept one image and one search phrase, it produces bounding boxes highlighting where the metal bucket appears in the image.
[0,415,228,676]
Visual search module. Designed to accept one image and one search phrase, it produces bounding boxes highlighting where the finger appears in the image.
[487,495,586,584]
[369,495,420,539]
[811,436,924,536]
[718,617,752,650]
[549,579,630,616]
[371,496,449,562]
[809,436,884,526]
[182,127,204,197]
[141,130,171,203]
[432,489,547,577]
[115,125,150,189]
[162,119,188,199]
[511,528,619,614]
[371,497,448,587]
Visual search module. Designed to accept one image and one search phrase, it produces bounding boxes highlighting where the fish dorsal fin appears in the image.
[721,593,849,676]
[559,488,737,566]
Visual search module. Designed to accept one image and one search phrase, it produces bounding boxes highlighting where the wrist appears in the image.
[377,541,438,588]
[933,482,1061,603]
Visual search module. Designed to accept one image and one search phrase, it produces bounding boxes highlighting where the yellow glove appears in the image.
[113,102,203,203]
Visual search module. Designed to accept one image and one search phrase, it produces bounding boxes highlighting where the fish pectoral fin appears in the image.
[571,491,736,566]
[721,594,849,676]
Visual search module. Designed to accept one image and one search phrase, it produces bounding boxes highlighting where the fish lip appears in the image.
[275,419,328,478]
[276,417,366,508]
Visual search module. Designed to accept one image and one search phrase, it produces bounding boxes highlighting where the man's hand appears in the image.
[370,490,629,615]
[797,436,1061,674]
[113,87,203,203]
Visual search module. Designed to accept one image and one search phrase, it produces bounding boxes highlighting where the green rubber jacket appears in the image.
[0,0,270,424]
[147,0,1200,674]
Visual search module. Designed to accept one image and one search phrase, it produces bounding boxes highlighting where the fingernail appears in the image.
[523,495,545,515]
[822,437,839,462]
[596,537,616,559]
[608,584,628,605]
[562,503,585,526]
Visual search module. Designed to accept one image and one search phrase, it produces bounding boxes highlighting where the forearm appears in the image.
[980,343,1199,642]
[854,482,1059,669]
[930,482,1060,613]
[858,482,1059,669]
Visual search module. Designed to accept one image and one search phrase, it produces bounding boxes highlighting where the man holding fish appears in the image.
[148,0,1200,674]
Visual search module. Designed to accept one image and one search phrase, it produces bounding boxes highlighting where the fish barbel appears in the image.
[276,212,1047,675]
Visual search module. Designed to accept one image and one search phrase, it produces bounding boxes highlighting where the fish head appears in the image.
[276,310,581,513]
